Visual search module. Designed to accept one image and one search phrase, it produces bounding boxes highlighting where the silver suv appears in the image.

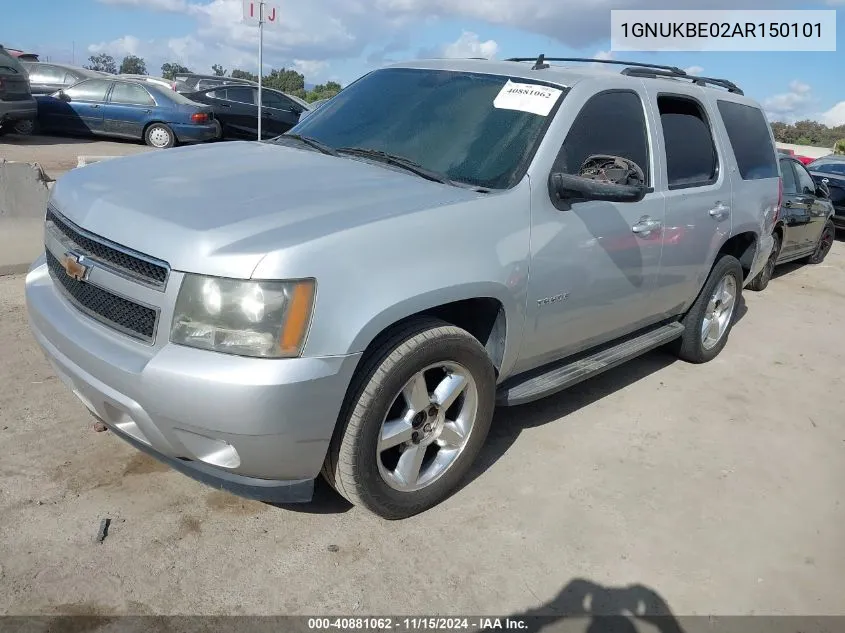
[25,57,780,519]
[0,45,36,134]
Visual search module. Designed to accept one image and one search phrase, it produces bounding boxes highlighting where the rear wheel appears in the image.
[323,318,496,519]
[144,123,176,149]
[671,254,743,364]
[807,220,835,265]
[12,119,35,135]
[747,232,781,292]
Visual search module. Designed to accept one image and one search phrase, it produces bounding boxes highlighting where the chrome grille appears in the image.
[46,207,169,288]
[46,250,158,343]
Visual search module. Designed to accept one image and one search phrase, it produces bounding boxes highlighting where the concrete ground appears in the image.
[0,242,843,618]
[0,134,152,179]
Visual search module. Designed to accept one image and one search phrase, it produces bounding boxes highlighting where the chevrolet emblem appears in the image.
[61,253,89,282]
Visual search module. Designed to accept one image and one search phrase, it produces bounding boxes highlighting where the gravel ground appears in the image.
[0,244,843,617]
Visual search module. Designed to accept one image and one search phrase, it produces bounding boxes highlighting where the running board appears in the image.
[496,322,685,406]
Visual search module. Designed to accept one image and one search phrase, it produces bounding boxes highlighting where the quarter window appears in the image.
[555,91,650,184]
[717,100,778,180]
[658,96,718,189]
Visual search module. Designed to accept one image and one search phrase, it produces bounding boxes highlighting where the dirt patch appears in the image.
[179,515,202,536]
[205,491,269,516]
[123,453,170,476]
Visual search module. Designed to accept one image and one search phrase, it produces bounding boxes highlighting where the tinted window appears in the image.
[658,96,718,189]
[197,78,226,90]
[64,79,110,102]
[292,67,565,190]
[110,82,155,105]
[262,91,290,109]
[810,161,845,176]
[794,162,816,195]
[555,90,650,184]
[717,100,778,180]
[206,89,225,99]
[227,87,256,104]
[780,159,798,194]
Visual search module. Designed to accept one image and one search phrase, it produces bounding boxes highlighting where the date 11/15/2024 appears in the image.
[308,617,528,631]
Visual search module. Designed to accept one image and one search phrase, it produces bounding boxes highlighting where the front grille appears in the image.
[46,250,158,342]
[46,208,169,287]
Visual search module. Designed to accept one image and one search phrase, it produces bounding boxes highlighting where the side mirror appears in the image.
[57,90,70,102]
[549,155,647,207]
[815,182,829,198]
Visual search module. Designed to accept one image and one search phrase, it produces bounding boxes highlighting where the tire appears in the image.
[144,123,176,149]
[807,220,835,265]
[747,232,781,292]
[323,317,496,519]
[671,254,744,364]
[12,119,35,135]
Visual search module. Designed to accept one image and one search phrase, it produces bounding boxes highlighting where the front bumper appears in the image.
[25,256,362,503]
[0,100,37,123]
[171,122,218,143]
[745,232,775,287]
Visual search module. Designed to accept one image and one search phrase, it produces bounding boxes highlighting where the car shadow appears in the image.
[0,133,103,146]
[489,577,687,633]
[771,260,807,281]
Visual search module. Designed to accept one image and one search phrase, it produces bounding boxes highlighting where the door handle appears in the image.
[708,202,730,218]
[784,200,793,208]
[90,104,100,109]
[631,216,662,235]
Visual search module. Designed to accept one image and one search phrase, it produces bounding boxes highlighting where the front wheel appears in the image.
[323,318,496,519]
[807,220,835,265]
[671,254,744,364]
[144,123,176,149]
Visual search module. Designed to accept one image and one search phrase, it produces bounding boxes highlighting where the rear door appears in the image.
[59,79,110,133]
[103,81,157,139]
[778,158,811,256]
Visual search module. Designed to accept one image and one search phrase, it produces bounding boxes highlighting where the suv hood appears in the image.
[50,141,483,279]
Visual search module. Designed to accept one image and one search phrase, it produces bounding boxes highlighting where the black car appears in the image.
[173,73,255,94]
[748,154,837,291]
[21,61,105,95]
[183,83,309,140]
[806,155,845,231]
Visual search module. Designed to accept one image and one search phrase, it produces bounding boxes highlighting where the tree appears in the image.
[161,62,191,80]
[231,69,258,82]
[835,139,845,155]
[119,54,147,75]
[211,64,227,77]
[84,53,117,74]
[263,68,305,93]
[770,119,845,149]
[306,80,341,102]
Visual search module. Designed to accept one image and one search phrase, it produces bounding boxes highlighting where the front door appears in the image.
[518,89,665,373]
[792,159,830,249]
[59,79,110,134]
[778,158,813,256]
[260,90,301,137]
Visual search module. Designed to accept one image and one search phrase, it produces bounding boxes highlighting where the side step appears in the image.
[496,322,684,406]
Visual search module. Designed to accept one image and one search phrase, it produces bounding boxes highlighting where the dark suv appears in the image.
[0,45,36,135]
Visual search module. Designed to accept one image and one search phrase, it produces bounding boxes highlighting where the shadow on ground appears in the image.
[490,578,686,633]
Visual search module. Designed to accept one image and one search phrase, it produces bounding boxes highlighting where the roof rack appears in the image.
[505,54,743,95]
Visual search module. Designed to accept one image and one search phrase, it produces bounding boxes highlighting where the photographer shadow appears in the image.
[490,578,686,633]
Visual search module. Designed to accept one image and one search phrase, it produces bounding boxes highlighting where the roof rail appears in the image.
[505,54,743,95]
[619,67,744,95]
[505,54,686,75]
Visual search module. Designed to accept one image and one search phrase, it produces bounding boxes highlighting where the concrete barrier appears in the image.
[0,160,53,276]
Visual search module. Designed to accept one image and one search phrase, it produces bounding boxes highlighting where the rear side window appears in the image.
[110,82,155,106]
[227,87,256,104]
[658,96,718,189]
[555,90,650,184]
[717,100,778,180]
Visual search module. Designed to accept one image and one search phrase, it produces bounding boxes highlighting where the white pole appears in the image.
[257,1,263,141]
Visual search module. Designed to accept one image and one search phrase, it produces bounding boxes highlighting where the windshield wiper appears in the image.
[335,147,452,185]
[275,133,338,156]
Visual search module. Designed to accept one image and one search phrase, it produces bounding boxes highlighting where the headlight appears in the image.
[170,275,316,358]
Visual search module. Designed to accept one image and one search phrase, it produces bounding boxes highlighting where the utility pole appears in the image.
[257,1,263,141]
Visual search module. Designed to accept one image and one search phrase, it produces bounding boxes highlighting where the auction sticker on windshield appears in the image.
[493,80,564,116]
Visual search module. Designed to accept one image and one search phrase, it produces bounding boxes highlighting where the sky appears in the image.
[4,0,845,124]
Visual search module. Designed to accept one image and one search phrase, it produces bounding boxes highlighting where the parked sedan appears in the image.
[183,84,310,140]
[20,61,105,95]
[747,154,836,291]
[807,155,845,231]
[35,78,217,148]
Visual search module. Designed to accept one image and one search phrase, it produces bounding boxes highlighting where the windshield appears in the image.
[287,67,565,190]
[810,160,845,176]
